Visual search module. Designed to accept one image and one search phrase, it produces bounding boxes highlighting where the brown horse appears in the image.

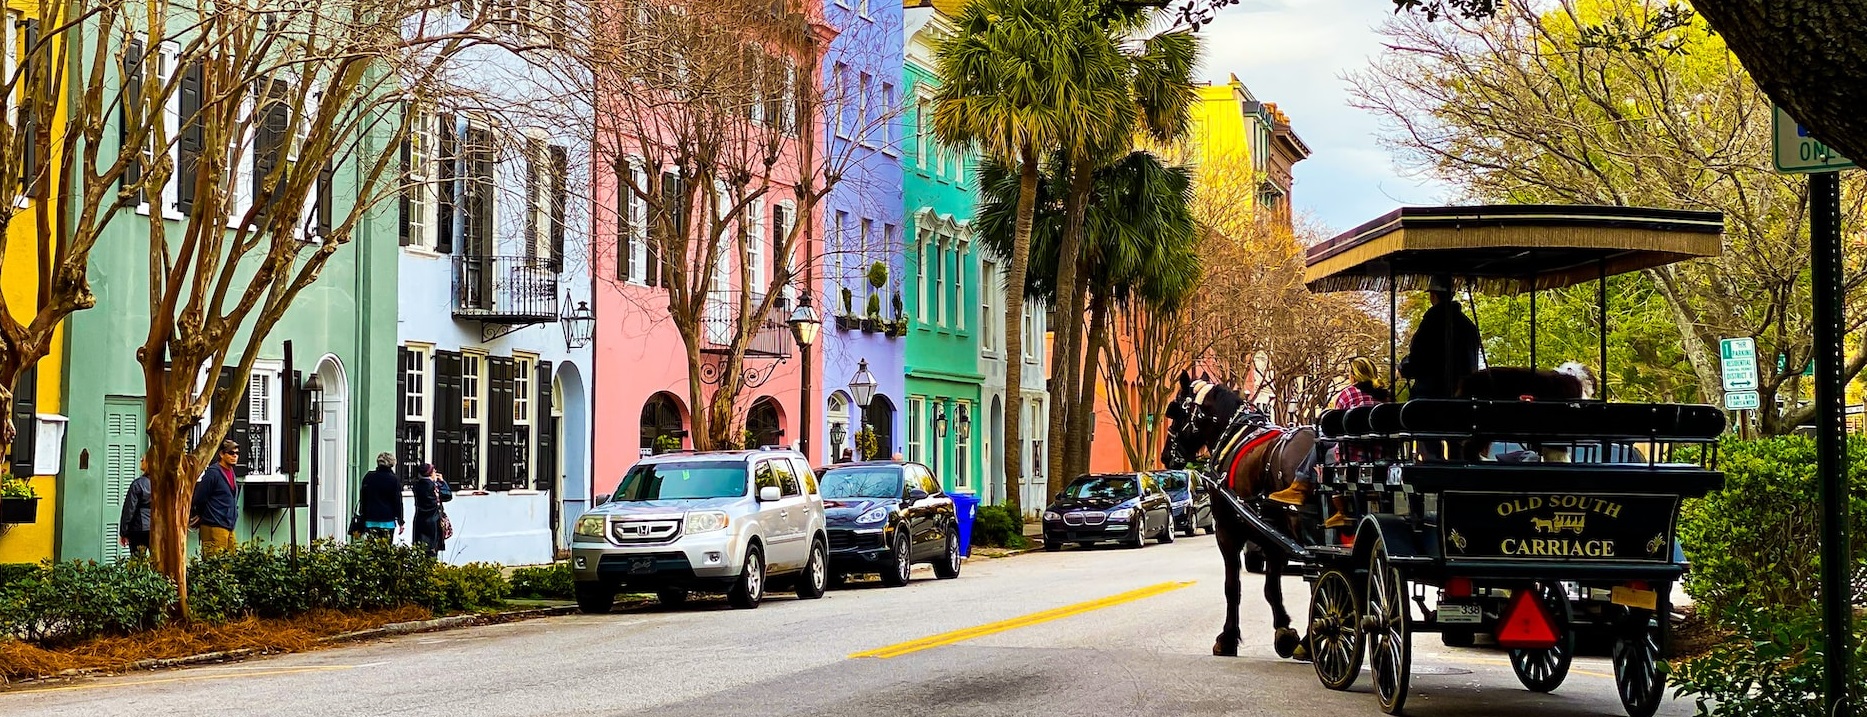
[1161,372,1317,660]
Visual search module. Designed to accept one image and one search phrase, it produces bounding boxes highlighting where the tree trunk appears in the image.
[1691,1,1867,172]
[1000,145,1038,520]
[683,333,712,451]
[1067,286,1111,481]
[1046,159,1095,493]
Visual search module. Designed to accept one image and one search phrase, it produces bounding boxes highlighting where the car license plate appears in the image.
[1438,603,1482,624]
[628,557,655,574]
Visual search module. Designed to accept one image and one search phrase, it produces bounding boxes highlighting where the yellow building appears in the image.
[0,0,69,564]
[1152,74,1310,229]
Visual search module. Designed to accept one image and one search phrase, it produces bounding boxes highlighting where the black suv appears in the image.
[815,461,962,587]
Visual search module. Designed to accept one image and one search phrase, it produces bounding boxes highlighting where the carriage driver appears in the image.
[1269,357,1389,527]
[1399,275,1481,459]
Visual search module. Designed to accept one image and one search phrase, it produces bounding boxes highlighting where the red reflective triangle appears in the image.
[1495,588,1560,650]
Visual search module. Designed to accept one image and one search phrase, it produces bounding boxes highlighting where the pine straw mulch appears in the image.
[0,605,432,686]
[1666,605,1728,661]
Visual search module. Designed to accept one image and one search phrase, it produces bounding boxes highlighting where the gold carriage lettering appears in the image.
[1499,538,1617,557]
[1494,495,1623,520]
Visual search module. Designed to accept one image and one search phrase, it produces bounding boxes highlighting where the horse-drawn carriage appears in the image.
[1161,205,1729,717]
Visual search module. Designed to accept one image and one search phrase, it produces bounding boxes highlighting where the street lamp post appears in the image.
[848,359,878,460]
[829,422,847,460]
[561,294,595,350]
[787,293,822,462]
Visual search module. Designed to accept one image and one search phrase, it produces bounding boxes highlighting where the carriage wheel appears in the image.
[1509,582,1574,693]
[1309,569,1364,691]
[1612,594,1668,717]
[1365,539,1411,715]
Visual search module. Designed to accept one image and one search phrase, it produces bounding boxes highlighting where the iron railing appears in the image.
[452,254,559,322]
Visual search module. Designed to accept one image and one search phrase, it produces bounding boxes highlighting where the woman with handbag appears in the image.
[410,463,453,556]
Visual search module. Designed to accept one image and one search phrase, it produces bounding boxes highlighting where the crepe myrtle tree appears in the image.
[533,0,876,450]
[115,0,505,607]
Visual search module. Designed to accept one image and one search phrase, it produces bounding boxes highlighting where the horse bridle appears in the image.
[1165,391,1265,468]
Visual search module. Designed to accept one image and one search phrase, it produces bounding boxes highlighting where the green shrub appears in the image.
[0,559,176,645]
[0,563,35,589]
[186,540,446,623]
[509,562,574,599]
[427,562,509,613]
[1672,604,1867,717]
[1678,436,1867,621]
[970,505,1027,549]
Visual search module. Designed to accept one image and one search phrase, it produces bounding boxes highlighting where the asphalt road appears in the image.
[0,535,1694,717]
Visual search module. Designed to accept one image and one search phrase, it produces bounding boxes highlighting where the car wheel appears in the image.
[727,545,765,609]
[1127,523,1147,549]
[575,582,615,614]
[795,539,828,599]
[1159,516,1175,544]
[933,531,961,579]
[656,589,688,608]
[880,534,912,587]
[1043,538,1063,552]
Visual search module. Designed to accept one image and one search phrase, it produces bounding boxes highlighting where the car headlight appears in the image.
[857,506,890,524]
[1106,508,1133,521]
[1043,511,1061,522]
[684,511,731,534]
[574,514,606,538]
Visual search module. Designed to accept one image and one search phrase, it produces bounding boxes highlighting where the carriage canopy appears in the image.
[1304,205,1723,294]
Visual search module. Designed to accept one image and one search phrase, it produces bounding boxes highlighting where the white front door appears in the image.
[317,390,349,540]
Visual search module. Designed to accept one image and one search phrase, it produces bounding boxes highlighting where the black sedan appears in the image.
[1041,473,1174,550]
[815,461,961,587]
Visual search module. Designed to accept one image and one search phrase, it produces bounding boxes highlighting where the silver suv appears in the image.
[570,449,828,612]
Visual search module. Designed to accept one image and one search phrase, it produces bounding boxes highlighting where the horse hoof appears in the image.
[1273,628,1302,659]
[1213,638,1240,657]
[1291,643,1312,663]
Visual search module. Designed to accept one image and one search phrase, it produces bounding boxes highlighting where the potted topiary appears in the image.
[0,474,38,524]
[887,291,908,337]
[863,294,883,332]
[837,286,857,331]
[855,425,881,461]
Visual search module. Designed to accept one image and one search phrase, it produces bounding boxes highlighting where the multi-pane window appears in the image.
[404,111,435,249]
[981,259,998,352]
[745,201,765,295]
[881,83,896,149]
[462,352,485,489]
[245,368,280,475]
[931,241,945,326]
[832,62,848,137]
[857,72,872,141]
[955,401,971,490]
[399,346,430,477]
[1023,304,1036,359]
[832,211,847,292]
[619,157,648,284]
[462,353,482,422]
[915,97,930,169]
[907,397,924,463]
[527,133,552,262]
[514,354,534,489]
[860,218,874,311]
[136,40,181,218]
[775,202,796,302]
[953,246,964,330]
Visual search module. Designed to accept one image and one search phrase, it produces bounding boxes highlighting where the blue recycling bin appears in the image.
[950,490,980,557]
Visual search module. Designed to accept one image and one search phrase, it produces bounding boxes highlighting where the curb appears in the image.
[19,603,582,686]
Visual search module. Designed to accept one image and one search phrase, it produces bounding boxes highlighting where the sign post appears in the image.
[1777,104,1853,717]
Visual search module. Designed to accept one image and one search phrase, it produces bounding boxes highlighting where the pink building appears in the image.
[589,3,834,498]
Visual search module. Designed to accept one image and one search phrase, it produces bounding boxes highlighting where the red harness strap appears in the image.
[1225,429,1284,494]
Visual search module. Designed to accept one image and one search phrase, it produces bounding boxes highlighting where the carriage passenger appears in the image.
[1268,357,1388,528]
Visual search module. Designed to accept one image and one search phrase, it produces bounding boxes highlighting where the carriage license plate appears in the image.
[628,557,656,574]
[1611,586,1658,610]
[1438,603,1482,625]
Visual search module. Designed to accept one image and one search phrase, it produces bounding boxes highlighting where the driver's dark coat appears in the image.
[1402,300,1480,398]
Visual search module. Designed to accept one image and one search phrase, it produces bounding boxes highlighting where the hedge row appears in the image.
[0,540,512,647]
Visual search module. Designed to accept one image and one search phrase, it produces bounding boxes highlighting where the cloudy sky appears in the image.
[1194,0,1453,234]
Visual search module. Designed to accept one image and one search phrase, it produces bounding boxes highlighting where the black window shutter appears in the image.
[433,351,462,484]
[615,163,632,281]
[282,370,302,474]
[398,133,412,246]
[216,368,253,476]
[436,114,457,254]
[486,357,514,491]
[10,365,37,477]
[120,39,145,205]
[549,145,567,272]
[535,361,555,491]
[19,20,41,197]
[316,160,334,237]
[525,139,541,262]
[176,59,203,215]
[771,204,787,282]
[469,127,494,259]
[253,79,291,221]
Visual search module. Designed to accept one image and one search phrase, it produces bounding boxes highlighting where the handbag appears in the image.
[348,513,365,536]
[439,509,454,540]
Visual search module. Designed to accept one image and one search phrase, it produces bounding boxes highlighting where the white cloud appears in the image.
[1193,0,1453,233]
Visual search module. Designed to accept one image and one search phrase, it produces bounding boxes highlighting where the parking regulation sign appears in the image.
[1720,337,1758,392]
[1725,391,1761,411]
[1774,106,1857,174]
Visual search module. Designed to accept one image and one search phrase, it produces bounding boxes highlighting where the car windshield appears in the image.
[819,468,903,499]
[1155,473,1188,492]
[1065,476,1137,500]
[611,461,747,501]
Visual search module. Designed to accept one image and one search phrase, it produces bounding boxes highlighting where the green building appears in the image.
[57,29,398,561]
[903,11,985,495]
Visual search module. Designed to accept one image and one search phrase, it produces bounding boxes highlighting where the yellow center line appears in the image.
[850,581,1196,659]
[5,665,356,695]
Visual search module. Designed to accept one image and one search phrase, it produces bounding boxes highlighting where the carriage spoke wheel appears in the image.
[1613,603,1667,717]
[1509,582,1575,693]
[1309,570,1364,691]
[1365,539,1411,715]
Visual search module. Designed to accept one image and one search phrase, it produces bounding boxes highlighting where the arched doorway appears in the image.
[640,392,687,455]
[864,395,896,459]
[553,363,588,550]
[314,356,350,542]
[826,391,852,462]
[746,397,784,449]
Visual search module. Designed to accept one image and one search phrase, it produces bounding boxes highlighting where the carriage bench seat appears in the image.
[1319,400,1726,443]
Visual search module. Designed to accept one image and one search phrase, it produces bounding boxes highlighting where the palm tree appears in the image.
[933,0,1123,517]
[977,150,1201,484]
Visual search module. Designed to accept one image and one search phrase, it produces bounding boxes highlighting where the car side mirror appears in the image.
[758,486,781,502]
[906,488,929,503]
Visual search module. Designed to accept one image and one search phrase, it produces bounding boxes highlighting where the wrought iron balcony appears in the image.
[453,254,560,341]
